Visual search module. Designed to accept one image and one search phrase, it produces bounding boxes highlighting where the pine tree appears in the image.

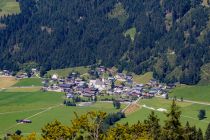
[162,99,183,139]
[205,123,210,140]
[197,128,203,140]
[144,111,161,140]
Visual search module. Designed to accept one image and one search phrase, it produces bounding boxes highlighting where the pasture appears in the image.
[14,78,43,87]
[170,84,210,103]
[0,0,20,17]
[0,77,17,88]
[132,72,153,84]
[46,66,90,78]
[120,98,210,132]
[5,87,41,92]
[0,91,123,136]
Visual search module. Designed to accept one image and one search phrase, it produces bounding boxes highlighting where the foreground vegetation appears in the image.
[8,100,210,140]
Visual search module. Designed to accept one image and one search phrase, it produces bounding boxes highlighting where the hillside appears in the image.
[0,0,210,85]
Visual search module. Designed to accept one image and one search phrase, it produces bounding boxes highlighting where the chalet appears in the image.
[89,79,106,91]
[115,73,126,81]
[66,93,74,98]
[52,74,58,80]
[16,119,32,123]
[2,70,12,76]
[16,73,28,79]
[166,83,176,89]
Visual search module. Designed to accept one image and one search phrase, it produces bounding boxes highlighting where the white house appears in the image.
[52,74,58,80]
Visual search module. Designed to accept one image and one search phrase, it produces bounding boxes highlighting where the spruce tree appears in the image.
[144,111,161,140]
[162,99,183,139]
[197,128,203,140]
[205,123,210,140]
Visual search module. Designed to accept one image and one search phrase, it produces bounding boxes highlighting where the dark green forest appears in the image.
[0,0,210,85]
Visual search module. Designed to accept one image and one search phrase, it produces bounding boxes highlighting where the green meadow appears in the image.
[14,78,43,87]
[124,27,136,41]
[170,84,210,103]
[46,66,90,78]
[120,98,210,132]
[0,0,20,17]
[0,91,123,136]
[132,72,153,84]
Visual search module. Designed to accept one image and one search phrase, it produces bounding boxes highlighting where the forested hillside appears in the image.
[0,0,210,85]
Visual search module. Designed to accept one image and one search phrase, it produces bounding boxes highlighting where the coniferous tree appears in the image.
[205,123,210,140]
[162,99,183,139]
[144,111,161,140]
[197,128,203,140]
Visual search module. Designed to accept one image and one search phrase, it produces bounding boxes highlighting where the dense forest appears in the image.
[0,0,210,84]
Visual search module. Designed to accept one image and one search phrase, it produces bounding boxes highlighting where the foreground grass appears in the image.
[170,84,210,103]
[120,98,210,132]
[0,0,20,17]
[0,91,123,136]
[14,78,43,87]
[47,66,90,78]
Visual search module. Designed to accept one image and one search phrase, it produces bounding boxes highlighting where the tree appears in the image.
[205,123,210,140]
[197,128,203,140]
[71,111,107,140]
[41,120,72,139]
[144,111,161,140]
[15,130,22,136]
[113,100,121,109]
[198,109,206,120]
[162,99,183,139]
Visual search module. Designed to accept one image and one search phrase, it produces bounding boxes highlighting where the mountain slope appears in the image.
[0,0,210,85]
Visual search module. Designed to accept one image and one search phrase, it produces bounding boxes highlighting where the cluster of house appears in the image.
[43,66,176,102]
[16,68,39,79]
[0,70,13,76]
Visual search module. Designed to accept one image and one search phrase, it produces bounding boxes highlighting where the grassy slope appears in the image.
[14,78,43,87]
[47,66,90,78]
[170,85,210,103]
[132,72,153,84]
[0,0,20,17]
[108,2,128,25]
[120,98,210,132]
[124,27,136,41]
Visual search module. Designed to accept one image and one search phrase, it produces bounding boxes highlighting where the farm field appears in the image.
[5,87,41,92]
[170,84,210,103]
[0,77,17,88]
[0,91,124,137]
[120,98,210,132]
[0,0,20,17]
[13,78,43,87]
[46,66,90,77]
